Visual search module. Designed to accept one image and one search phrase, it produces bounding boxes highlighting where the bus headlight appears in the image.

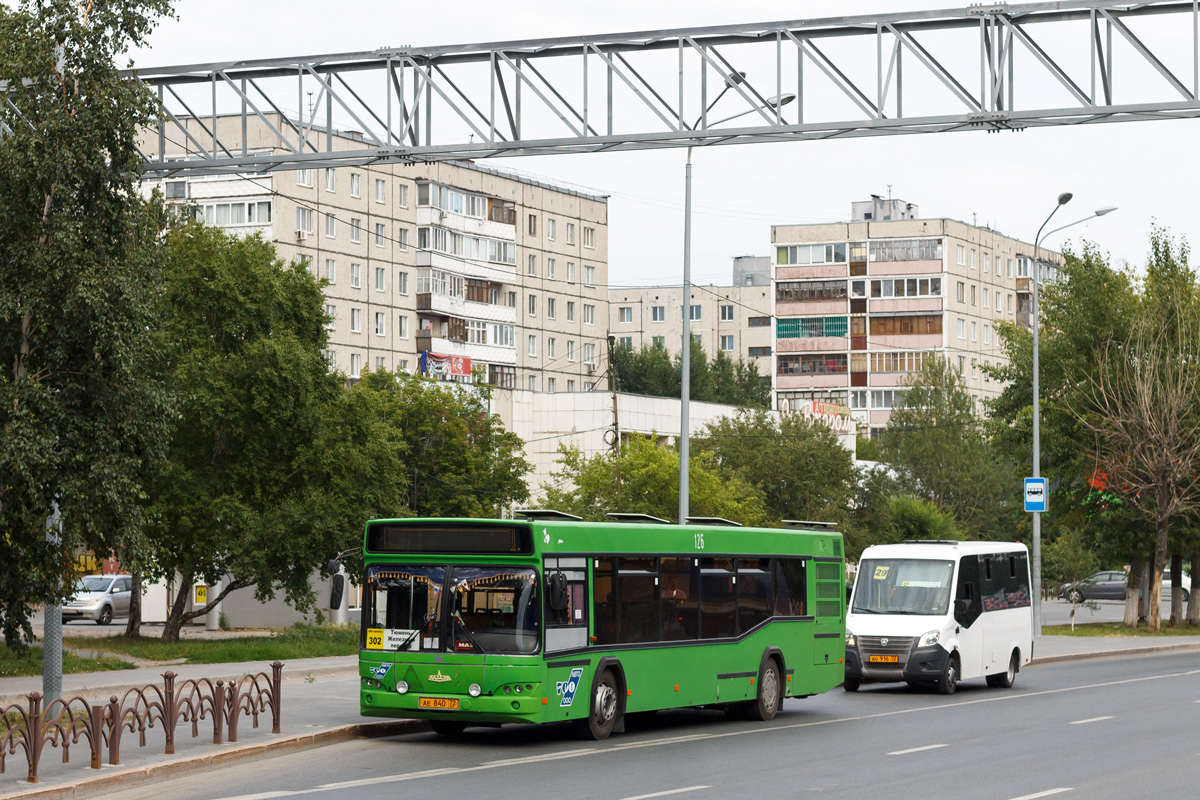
[396,681,409,694]
[469,683,482,697]
[918,630,940,648]
[845,630,856,647]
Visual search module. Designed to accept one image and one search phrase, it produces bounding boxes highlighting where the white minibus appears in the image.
[844,540,1033,694]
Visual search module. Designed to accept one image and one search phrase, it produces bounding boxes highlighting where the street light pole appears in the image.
[679,146,693,526]
[1029,196,1116,635]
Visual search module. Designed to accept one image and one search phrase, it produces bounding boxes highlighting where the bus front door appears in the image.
[952,555,983,680]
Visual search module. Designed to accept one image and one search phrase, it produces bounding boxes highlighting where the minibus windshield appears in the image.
[852,558,954,616]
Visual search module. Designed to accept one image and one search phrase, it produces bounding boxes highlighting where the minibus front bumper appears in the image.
[845,642,950,684]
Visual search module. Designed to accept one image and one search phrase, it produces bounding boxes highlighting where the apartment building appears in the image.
[607,258,775,374]
[143,115,609,393]
[771,199,1060,435]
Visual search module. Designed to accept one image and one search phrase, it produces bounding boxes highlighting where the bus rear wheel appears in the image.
[575,668,619,740]
[746,659,782,721]
[430,721,467,736]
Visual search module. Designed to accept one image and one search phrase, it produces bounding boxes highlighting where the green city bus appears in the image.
[350,511,846,739]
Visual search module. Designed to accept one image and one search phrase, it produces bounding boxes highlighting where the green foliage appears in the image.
[882,357,1012,538]
[696,408,855,527]
[0,0,173,649]
[847,465,900,560]
[0,645,136,678]
[855,435,883,462]
[884,496,961,544]
[1042,527,1099,588]
[65,623,359,665]
[612,340,770,408]
[542,435,769,526]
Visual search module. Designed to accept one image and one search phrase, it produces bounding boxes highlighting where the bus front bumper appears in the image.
[844,644,950,684]
[360,688,547,725]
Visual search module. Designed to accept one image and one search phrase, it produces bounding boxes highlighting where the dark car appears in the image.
[1058,571,1127,601]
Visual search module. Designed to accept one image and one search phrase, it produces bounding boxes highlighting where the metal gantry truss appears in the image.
[113,1,1200,176]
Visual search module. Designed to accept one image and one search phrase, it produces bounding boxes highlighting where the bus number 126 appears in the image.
[694,532,705,550]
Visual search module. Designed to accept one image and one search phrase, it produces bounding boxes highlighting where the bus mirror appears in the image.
[327,559,342,577]
[330,573,345,610]
[548,571,569,612]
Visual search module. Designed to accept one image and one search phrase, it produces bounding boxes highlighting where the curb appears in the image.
[2,718,427,800]
[1030,640,1200,666]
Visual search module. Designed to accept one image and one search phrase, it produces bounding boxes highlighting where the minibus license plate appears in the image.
[419,697,459,710]
[868,655,899,663]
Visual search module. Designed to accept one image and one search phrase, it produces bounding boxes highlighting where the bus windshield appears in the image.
[852,558,954,616]
[450,567,539,655]
[365,566,446,651]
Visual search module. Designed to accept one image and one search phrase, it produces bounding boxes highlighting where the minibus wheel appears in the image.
[987,651,1018,689]
[843,678,860,693]
[935,654,959,695]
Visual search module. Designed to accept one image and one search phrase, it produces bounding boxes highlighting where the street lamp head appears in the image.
[1094,205,1118,217]
[725,71,747,88]
[768,93,797,108]
[1057,192,1073,206]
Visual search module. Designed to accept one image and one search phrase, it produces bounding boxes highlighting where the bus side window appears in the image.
[593,559,618,645]
[955,555,981,628]
[1005,553,1031,608]
[774,558,806,616]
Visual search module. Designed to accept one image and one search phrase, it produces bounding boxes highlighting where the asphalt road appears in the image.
[100,651,1200,800]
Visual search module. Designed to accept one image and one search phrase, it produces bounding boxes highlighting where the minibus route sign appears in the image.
[1024,478,1047,513]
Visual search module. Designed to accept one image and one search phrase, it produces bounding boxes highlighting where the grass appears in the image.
[1044,621,1200,637]
[0,645,136,678]
[64,623,360,665]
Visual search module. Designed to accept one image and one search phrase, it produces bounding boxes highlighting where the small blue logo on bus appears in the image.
[557,667,584,707]
[369,664,391,680]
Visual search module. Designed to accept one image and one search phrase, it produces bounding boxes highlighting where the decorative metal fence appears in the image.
[0,661,283,784]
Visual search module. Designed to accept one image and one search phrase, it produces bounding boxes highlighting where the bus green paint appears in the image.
[357,517,846,728]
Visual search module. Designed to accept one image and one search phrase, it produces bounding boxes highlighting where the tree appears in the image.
[696,408,855,528]
[541,435,769,526]
[145,223,375,641]
[884,496,960,544]
[882,357,1012,538]
[612,340,769,408]
[1043,527,1099,631]
[0,0,173,649]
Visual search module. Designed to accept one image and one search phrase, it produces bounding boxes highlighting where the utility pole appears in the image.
[607,335,622,509]
[43,502,62,703]
[678,147,693,527]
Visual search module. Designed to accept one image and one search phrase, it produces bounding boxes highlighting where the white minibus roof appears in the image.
[858,540,1028,562]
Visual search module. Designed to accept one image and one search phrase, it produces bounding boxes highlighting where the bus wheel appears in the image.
[843,678,860,693]
[986,651,1018,689]
[430,721,467,736]
[746,659,782,721]
[935,654,959,696]
[575,668,619,740]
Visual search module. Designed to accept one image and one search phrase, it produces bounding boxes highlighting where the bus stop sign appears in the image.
[1024,478,1047,513]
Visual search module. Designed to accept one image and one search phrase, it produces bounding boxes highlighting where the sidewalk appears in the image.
[4,635,1200,799]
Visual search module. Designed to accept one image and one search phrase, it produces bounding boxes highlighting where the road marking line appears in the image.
[620,787,711,800]
[1069,716,1112,725]
[888,744,947,755]
[1008,789,1072,800]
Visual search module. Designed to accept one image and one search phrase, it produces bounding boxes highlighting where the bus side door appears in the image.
[953,555,984,680]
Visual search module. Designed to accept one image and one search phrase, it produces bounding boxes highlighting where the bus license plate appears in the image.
[418,697,459,710]
[868,655,899,663]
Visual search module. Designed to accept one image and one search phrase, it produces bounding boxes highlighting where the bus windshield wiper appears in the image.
[395,628,422,651]
[452,609,486,654]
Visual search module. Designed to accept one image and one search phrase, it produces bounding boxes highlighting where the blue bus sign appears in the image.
[1024,478,1048,513]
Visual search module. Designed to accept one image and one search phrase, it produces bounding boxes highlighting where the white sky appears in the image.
[129,1,1199,287]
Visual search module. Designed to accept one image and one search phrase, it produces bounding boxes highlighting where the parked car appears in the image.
[1058,570,1191,602]
[62,574,132,625]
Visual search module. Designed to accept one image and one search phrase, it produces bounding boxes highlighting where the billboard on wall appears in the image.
[420,352,472,379]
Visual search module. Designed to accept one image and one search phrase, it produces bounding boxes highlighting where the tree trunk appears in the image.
[1188,545,1200,626]
[1147,503,1170,632]
[161,572,193,643]
[1123,556,1143,627]
[123,570,142,638]
[1169,552,1183,627]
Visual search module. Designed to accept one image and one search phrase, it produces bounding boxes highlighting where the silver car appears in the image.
[62,574,132,625]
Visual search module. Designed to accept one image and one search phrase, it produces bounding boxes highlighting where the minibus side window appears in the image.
[955,556,981,627]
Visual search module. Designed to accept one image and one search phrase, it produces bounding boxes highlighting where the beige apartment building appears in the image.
[772,199,1060,435]
[607,257,775,375]
[143,115,609,393]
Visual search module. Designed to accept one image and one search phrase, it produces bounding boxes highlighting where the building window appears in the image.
[375,223,386,247]
[325,259,336,284]
[866,239,943,262]
[528,214,537,236]
[350,219,361,243]
[351,263,361,288]
[567,302,575,322]
[567,379,576,392]
[488,364,515,389]
[324,304,335,330]
[547,258,556,280]
[528,294,538,317]
[870,351,932,373]
[971,360,978,379]
[995,255,1002,276]
[297,169,313,187]
[720,304,734,321]
[971,321,978,341]
[619,307,633,323]
[870,389,908,409]
[491,323,514,347]
[850,390,867,409]
[651,306,665,322]
[653,336,665,349]
[547,219,556,240]
[776,242,849,265]
[528,335,538,357]
[296,207,313,234]
[567,262,575,283]
[869,277,942,299]
[747,316,770,327]
[776,353,848,375]
[620,336,633,348]
[957,318,966,339]
[720,335,734,351]
[297,254,313,274]
[584,227,595,248]
[325,169,335,192]
[566,223,575,245]
[584,343,595,364]
[984,324,991,345]
[776,316,848,339]
[375,356,385,371]
[584,265,595,286]
[325,213,336,238]
[868,315,942,335]
[567,340,576,362]
[350,308,361,333]
[956,244,965,265]
[547,377,556,392]
[970,285,976,306]
[398,228,409,250]
[958,355,965,373]
[995,292,1002,312]
[399,359,408,372]
[399,315,409,339]
[1008,294,1014,313]
[398,271,409,294]
[350,353,360,378]
[547,298,556,319]
[375,312,385,336]
[528,255,536,276]
[375,179,386,203]
[983,288,989,308]
[776,280,848,303]
[398,184,408,207]
[584,304,595,325]
[350,173,361,198]
[689,305,701,321]
[956,281,965,302]
[970,249,976,269]
[547,337,556,358]
[748,346,772,357]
